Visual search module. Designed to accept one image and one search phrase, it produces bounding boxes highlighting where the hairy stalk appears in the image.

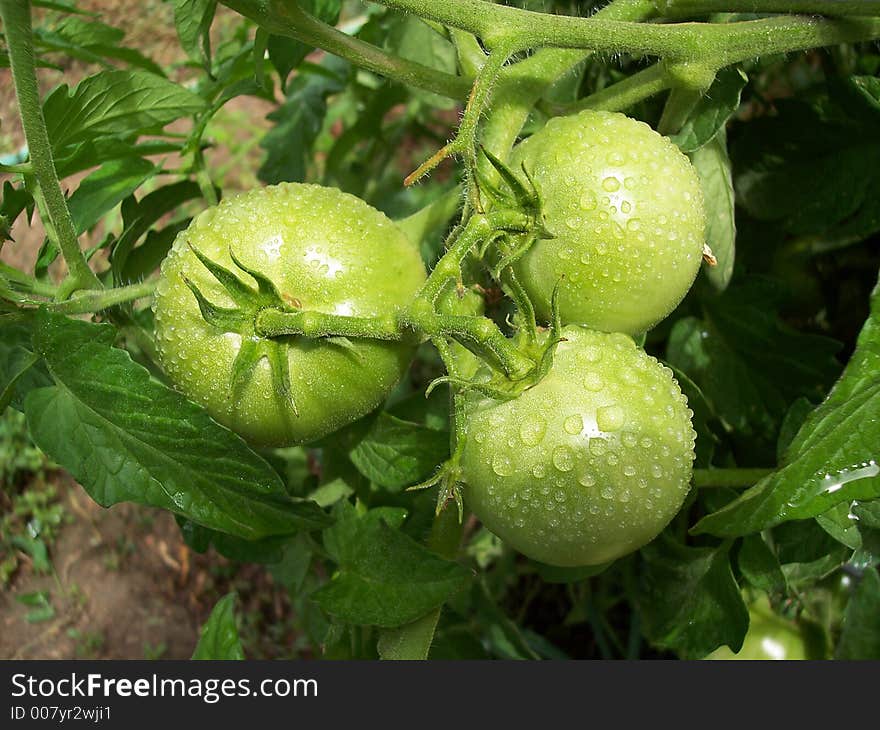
[370,0,880,64]
[656,0,880,17]
[0,0,101,294]
[479,0,658,165]
[692,468,774,488]
[221,0,470,99]
[47,280,157,314]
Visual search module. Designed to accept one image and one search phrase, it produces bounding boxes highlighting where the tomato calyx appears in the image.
[408,448,466,519]
[183,241,299,414]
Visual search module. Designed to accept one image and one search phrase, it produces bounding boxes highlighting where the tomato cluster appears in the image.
[153,111,705,569]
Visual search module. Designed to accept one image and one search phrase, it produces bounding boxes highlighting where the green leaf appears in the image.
[396,187,462,263]
[266,0,341,89]
[693,275,880,537]
[23,310,330,540]
[671,67,747,153]
[192,593,245,660]
[1,180,34,242]
[171,0,217,68]
[733,77,880,238]
[68,157,156,235]
[835,567,880,659]
[16,590,55,623]
[689,130,735,291]
[738,533,786,594]
[667,278,840,445]
[349,413,449,491]
[44,70,206,154]
[0,314,52,412]
[639,536,748,659]
[111,180,202,284]
[34,16,163,75]
[177,517,287,563]
[259,58,347,184]
[383,14,456,107]
[817,502,862,550]
[377,608,441,660]
[312,501,471,628]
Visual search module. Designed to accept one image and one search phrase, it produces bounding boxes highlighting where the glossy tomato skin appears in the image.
[460,326,696,567]
[153,183,426,447]
[511,111,705,335]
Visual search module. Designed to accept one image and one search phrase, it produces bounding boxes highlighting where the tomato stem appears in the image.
[0,0,101,296]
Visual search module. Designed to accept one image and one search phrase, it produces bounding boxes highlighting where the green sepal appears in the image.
[188,243,257,307]
[183,275,247,332]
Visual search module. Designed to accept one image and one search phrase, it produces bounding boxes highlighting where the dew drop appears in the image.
[597,404,625,432]
[520,415,547,446]
[492,452,514,477]
[552,446,574,472]
[564,414,583,435]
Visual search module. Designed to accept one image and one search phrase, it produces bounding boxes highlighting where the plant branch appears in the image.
[48,280,156,314]
[656,0,880,18]
[369,0,880,65]
[0,0,101,294]
[692,468,774,488]
[221,0,470,99]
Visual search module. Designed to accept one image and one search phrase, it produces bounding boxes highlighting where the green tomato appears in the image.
[460,326,696,567]
[510,110,705,335]
[705,596,810,660]
[153,183,426,446]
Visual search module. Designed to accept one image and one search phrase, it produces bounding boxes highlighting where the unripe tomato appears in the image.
[510,110,705,335]
[460,326,696,567]
[705,596,810,660]
[153,183,426,446]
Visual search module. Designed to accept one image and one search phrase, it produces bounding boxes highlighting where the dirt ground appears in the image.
[1,477,205,659]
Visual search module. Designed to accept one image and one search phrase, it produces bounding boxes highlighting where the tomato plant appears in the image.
[153,183,426,446]
[1,0,880,662]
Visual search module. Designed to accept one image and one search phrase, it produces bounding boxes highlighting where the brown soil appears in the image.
[2,475,208,659]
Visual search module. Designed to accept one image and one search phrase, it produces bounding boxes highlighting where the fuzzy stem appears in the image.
[0,0,101,294]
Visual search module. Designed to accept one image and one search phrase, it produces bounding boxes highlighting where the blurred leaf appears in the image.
[192,593,244,660]
[672,67,747,153]
[267,0,341,90]
[312,501,470,627]
[690,130,735,291]
[667,278,840,445]
[349,413,449,491]
[835,567,880,659]
[24,310,330,540]
[396,187,462,263]
[16,590,55,623]
[34,16,163,74]
[259,59,348,184]
[733,77,880,239]
[171,0,217,68]
[44,70,206,154]
[639,536,748,659]
[776,397,814,463]
[694,275,880,537]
